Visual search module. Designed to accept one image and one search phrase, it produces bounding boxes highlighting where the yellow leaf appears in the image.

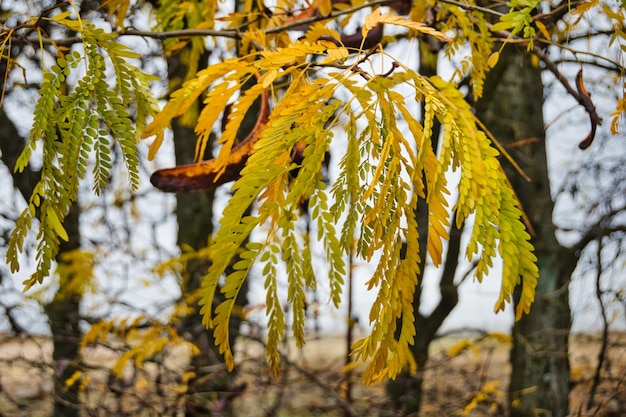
[260,49,297,67]
[181,371,196,383]
[180,243,195,253]
[64,371,82,390]
[363,8,382,37]
[610,97,624,134]
[194,80,242,162]
[112,351,132,378]
[447,339,473,357]
[51,11,73,22]
[196,21,214,30]
[47,208,69,241]
[258,69,278,88]
[147,131,164,160]
[487,332,512,344]
[530,54,540,68]
[135,376,149,389]
[318,0,332,15]
[571,0,599,16]
[78,375,91,392]
[342,361,359,373]
[535,20,551,41]
[487,52,500,68]
[164,41,189,53]
[363,8,451,42]
[142,59,248,139]
[100,0,131,28]
[321,47,349,64]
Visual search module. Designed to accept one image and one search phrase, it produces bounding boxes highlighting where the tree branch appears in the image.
[434,0,504,18]
[488,25,604,150]
[587,236,609,410]
[568,204,626,253]
[10,0,393,47]
[436,0,608,150]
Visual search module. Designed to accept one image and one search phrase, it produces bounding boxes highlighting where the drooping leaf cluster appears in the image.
[491,0,541,49]
[143,10,538,382]
[6,16,159,290]
[12,0,626,385]
[411,0,494,99]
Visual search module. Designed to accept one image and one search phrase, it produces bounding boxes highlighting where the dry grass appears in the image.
[0,332,624,416]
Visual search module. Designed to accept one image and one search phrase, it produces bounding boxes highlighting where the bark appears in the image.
[172,111,251,417]
[166,47,219,414]
[475,46,576,417]
[172,117,229,417]
[0,92,82,417]
[0,109,39,197]
[45,202,82,417]
[166,49,254,417]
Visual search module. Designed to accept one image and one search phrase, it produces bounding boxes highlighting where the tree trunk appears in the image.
[0,109,39,197]
[384,41,463,416]
[45,202,82,417]
[166,48,253,416]
[172,120,226,416]
[171,112,251,417]
[385,218,462,416]
[0,61,83,415]
[475,46,576,417]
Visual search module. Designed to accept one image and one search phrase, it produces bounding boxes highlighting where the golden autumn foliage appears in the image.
[140,3,537,381]
[2,0,624,385]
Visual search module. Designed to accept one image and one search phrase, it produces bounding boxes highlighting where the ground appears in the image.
[0,332,624,416]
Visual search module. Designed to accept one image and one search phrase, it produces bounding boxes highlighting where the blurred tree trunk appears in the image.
[166,49,221,415]
[384,40,463,417]
[475,46,576,417]
[45,202,82,417]
[166,43,252,417]
[0,66,82,417]
[384,216,463,416]
[170,91,251,417]
[171,115,230,417]
[43,3,97,411]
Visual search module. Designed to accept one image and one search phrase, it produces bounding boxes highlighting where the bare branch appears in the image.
[569,205,626,253]
[587,236,610,410]
[9,0,393,47]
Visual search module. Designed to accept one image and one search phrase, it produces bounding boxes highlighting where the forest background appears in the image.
[0,0,625,416]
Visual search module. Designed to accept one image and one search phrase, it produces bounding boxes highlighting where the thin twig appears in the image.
[587,236,609,410]
[591,372,626,417]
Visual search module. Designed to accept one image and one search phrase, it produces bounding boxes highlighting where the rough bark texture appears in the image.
[172,117,251,417]
[475,47,576,417]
